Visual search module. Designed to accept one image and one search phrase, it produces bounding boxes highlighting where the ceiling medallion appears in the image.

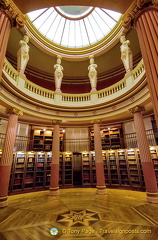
[36,107,40,112]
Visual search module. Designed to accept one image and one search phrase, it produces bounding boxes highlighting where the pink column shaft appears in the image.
[0,113,18,205]
[0,10,11,78]
[134,112,158,193]
[50,124,60,190]
[135,8,158,126]
[94,123,106,187]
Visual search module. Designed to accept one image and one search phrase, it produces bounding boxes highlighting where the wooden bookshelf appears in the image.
[63,152,73,187]
[32,129,64,152]
[35,152,45,188]
[90,126,124,151]
[118,150,130,187]
[150,147,158,187]
[12,152,26,191]
[59,153,63,186]
[91,152,96,185]
[108,151,120,186]
[24,152,35,189]
[7,147,158,194]
[45,152,52,187]
[102,151,109,185]
[127,149,141,189]
[33,130,53,152]
[82,152,91,186]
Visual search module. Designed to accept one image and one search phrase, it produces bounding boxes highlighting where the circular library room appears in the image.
[0,0,158,239]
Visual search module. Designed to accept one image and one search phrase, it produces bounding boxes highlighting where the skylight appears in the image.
[27,6,121,49]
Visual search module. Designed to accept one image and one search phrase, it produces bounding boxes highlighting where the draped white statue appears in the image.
[54,55,63,92]
[120,35,133,74]
[88,55,97,92]
[17,35,30,74]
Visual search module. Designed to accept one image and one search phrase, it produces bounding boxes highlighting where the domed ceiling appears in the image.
[27,6,121,49]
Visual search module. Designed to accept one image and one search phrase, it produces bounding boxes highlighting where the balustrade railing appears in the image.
[2,58,145,106]
[0,134,30,152]
[124,129,156,149]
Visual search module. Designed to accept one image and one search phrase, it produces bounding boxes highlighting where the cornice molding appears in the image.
[0,0,25,27]
[122,0,158,32]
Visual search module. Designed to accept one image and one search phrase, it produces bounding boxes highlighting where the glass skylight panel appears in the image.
[38,10,55,34]
[105,9,121,21]
[60,20,70,47]
[27,6,122,49]
[88,14,104,41]
[68,21,75,48]
[84,17,97,45]
[98,9,116,29]
[79,20,89,47]
[53,17,66,44]
[75,21,83,48]
[50,14,62,41]
[27,8,47,22]
[91,10,110,36]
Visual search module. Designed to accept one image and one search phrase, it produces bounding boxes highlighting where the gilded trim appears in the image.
[0,0,25,27]
[122,0,157,32]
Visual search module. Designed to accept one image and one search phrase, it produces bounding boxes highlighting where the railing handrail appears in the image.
[2,58,145,106]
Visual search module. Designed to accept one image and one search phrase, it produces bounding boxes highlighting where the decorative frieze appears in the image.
[122,0,157,31]
[0,0,25,27]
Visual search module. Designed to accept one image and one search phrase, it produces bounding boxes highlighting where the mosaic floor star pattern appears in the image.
[56,210,100,227]
[0,188,158,239]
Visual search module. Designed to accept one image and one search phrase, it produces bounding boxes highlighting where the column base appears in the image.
[55,89,61,92]
[146,192,158,203]
[49,187,59,196]
[91,88,97,92]
[0,196,8,208]
[96,186,107,195]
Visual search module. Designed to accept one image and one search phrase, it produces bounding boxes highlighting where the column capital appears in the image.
[5,107,23,116]
[122,0,157,32]
[0,0,25,27]
[91,119,101,124]
[129,105,145,114]
[52,120,62,125]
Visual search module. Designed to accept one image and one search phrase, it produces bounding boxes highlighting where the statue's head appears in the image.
[120,35,126,44]
[23,35,29,43]
[57,55,62,64]
[89,55,94,64]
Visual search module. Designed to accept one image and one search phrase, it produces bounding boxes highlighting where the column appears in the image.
[0,2,25,79]
[122,0,158,125]
[129,106,158,203]
[93,121,107,195]
[0,9,11,78]
[0,108,23,207]
[49,120,61,196]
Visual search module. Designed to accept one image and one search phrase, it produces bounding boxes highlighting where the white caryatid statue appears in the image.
[17,34,30,74]
[88,55,97,92]
[120,35,133,74]
[54,55,63,92]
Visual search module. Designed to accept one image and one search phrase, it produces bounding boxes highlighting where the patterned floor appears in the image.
[0,188,158,239]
